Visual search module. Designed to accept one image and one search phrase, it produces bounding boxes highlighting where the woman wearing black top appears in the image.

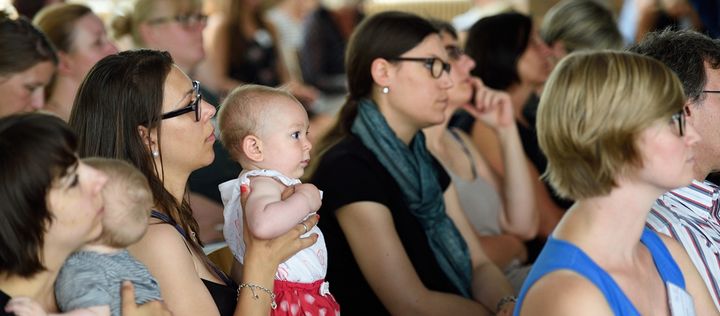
[308,11,514,315]
[69,49,318,316]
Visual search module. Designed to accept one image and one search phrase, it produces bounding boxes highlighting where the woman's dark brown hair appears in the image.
[68,49,204,254]
[0,113,77,277]
[0,12,57,77]
[307,11,439,177]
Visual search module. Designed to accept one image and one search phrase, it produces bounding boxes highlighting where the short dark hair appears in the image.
[0,113,77,277]
[0,12,58,77]
[465,12,532,90]
[627,28,720,105]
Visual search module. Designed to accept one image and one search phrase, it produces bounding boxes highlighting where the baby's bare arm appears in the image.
[245,177,321,239]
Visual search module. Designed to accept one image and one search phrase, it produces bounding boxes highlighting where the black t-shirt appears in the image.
[1,289,12,316]
[310,134,461,315]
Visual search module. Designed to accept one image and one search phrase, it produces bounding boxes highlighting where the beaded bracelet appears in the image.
[237,283,277,309]
[496,295,517,313]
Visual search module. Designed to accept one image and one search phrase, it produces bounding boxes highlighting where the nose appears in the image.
[29,88,45,110]
[440,70,454,90]
[461,54,476,73]
[303,137,312,151]
[202,100,216,120]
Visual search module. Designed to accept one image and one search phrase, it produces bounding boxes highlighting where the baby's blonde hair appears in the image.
[218,84,300,162]
[83,157,152,248]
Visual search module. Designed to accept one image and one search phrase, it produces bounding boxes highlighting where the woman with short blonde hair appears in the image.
[515,51,717,315]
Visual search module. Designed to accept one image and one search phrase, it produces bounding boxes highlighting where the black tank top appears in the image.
[151,211,237,316]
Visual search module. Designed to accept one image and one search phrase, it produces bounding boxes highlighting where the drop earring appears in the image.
[382,86,390,94]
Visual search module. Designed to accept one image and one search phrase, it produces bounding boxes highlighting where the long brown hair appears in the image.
[69,50,204,254]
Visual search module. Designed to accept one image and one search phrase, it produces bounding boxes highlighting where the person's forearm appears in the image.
[478,234,527,268]
[234,254,278,316]
[472,261,515,311]
[496,125,538,239]
[400,291,491,316]
[247,194,314,239]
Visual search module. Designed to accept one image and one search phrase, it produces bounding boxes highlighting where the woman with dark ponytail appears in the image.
[308,11,515,315]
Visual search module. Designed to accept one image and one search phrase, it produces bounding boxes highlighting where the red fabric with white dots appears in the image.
[272,279,340,316]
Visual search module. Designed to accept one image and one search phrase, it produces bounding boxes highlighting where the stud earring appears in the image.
[382,86,390,94]
[152,151,159,157]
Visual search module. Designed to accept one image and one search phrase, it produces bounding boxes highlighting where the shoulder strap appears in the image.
[150,210,235,287]
[448,128,477,179]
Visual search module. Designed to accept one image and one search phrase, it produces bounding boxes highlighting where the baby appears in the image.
[218,84,339,315]
[25,158,160,316]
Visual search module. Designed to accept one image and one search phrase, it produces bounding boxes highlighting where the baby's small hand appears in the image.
[294,183,322,212]
[5,296,47,316]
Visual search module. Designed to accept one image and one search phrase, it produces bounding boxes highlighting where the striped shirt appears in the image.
[647,180,720,311]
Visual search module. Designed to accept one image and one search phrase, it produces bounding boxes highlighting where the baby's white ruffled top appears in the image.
[219,169,327,283]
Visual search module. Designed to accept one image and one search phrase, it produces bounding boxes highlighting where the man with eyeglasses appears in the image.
[629,29,720,311]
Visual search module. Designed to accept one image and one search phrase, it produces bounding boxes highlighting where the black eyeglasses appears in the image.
[671,110,686,137]
[702,90,720,94]
[387,57,452,78]
[147,13,207,28]
[445,45,464,61]
[161,80,202,122]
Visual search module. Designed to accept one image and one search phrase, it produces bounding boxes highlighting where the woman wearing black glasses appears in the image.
[68,49,319,316]
[307,11,515,315]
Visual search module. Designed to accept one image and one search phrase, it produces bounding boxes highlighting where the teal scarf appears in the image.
[351,98,473,297]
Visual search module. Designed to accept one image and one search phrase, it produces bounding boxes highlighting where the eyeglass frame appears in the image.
[671,110,686,137]
[146,13,208,28]
[161,80,202,122]
[386,57,452,78]
[702,90,720,94]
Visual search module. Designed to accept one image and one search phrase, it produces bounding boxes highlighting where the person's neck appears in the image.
[0,245,76,311]
[46,76,80,122]
[374,97,420,145]
[0,271,57,311]
[423,106,456,152]
[82,243,124,254]
[277,0,305,21]
[693,164,710,184]
[555,179,665,267]
[507,83,534,126]
[154,164,190,206]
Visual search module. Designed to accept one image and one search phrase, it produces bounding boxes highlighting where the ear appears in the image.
[137,125,158,153]
[370,58,393,89]
[56,51,74,77]
[242,135,264,162]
